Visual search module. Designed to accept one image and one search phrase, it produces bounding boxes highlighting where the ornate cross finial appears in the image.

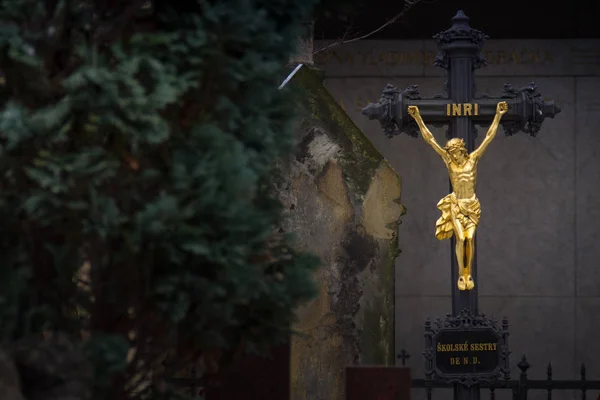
[433,10,489,70]
[451,9,470,29]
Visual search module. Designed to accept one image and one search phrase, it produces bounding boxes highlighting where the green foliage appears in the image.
[83,333,131,394]
[0,0,320,398]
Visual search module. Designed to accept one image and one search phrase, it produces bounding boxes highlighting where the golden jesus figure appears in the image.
[407,101,509,291]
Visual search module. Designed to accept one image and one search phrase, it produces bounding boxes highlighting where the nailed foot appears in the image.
[457,276,466,291]
[465,275,475,291]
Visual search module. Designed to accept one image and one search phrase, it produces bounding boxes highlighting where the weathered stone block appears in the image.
[279,65,404,400]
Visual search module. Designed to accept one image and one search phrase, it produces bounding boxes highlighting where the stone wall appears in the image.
[279,65,404,400]
[315,39,600,400]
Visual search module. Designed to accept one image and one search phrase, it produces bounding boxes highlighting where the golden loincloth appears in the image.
[435,193,481,241]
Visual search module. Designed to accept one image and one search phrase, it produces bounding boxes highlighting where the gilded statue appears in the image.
[407,101,509,291]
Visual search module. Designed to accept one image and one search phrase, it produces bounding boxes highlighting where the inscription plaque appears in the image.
[424,309,511,386]
[434,328,500,375]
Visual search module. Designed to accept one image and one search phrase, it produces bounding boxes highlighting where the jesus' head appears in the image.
[445,138,468,164]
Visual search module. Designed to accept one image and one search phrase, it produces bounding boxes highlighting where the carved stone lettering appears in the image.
[315,49,554,67]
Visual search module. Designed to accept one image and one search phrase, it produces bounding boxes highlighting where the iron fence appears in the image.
[166,352,600,399]
[412,354,600,400]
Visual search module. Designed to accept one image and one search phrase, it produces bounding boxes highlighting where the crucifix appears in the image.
[362,11,561,400]
[361,10,561,315]
[361,11,560,400]
[408,99,509,292]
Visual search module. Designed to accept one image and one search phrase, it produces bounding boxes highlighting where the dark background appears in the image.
[315,0,600,40]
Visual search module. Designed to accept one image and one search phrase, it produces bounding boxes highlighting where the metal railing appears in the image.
[412,354,600,400]
[167,352,600,399]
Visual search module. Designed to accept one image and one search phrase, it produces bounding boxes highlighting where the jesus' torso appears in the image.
[446,155,478,199]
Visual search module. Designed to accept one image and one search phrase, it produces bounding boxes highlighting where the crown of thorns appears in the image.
[445,138,466,151]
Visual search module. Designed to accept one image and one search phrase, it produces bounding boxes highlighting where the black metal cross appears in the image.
[397,349,411,366]
[362,10,560,317]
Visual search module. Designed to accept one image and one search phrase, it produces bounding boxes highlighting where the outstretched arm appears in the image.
[471,101,509,160]
[408,106,448,163]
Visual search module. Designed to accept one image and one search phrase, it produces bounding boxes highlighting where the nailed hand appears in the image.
[497,101,509,115]
[408,105,420,118]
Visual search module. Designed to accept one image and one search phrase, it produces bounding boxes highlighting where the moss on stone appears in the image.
[358,236,399,365]
[290,66,385,198]
[282,64,405,398]
[384,223,399,300]
[382,230,399,365]
[289,65,401,367]
[359,295,388,364]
